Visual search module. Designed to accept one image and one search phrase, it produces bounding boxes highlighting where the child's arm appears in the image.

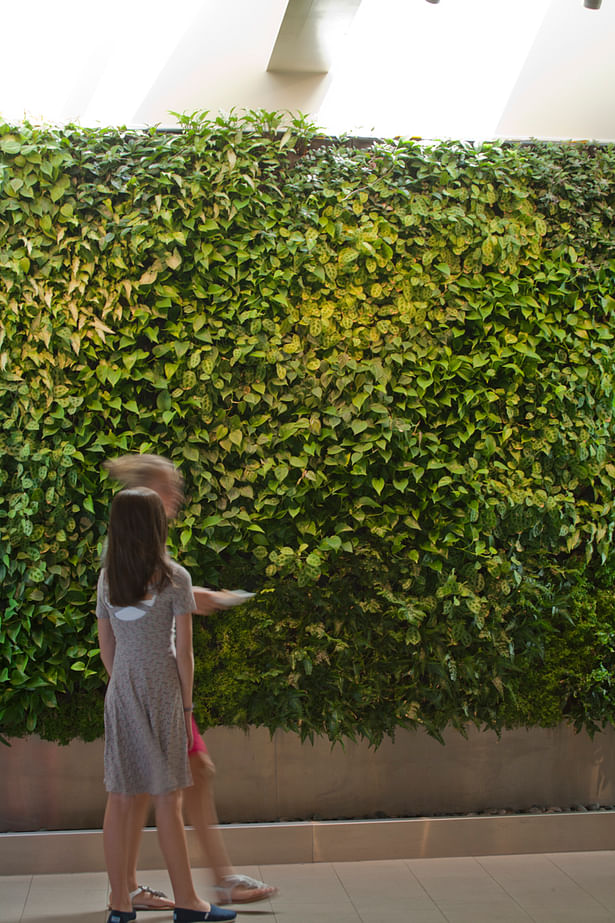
[97,618,116,677]
[193,588,255,614]
[192,587,221,616]
[175,611,195,749]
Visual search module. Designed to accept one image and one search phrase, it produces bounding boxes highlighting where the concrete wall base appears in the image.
[3,813,615,875]
[2,724,615,832]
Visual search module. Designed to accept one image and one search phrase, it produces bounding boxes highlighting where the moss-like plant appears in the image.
[1,113,615,745]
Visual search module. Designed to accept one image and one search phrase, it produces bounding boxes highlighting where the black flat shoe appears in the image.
[107,912,136,923]
[174,906,237,922]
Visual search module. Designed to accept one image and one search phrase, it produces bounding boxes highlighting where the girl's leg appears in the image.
[183,752,232,883]
[103,792,136,913]
[183,751,278,905]
[125,793,151,892]
[153,788,211,912]
[108,793,174,911]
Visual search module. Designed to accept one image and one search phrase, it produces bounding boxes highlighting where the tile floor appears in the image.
[3,852,615,923]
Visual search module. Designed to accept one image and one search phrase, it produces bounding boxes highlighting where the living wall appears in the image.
[1,112,615,746]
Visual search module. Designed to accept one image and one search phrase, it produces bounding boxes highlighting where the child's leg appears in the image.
[153,788,211,912]
[182,751,232,882]
[103,792,136,913]
[183,750,278,905]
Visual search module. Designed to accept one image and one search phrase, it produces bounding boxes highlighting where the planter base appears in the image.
[3,813,615,875]
[3,724,615,832]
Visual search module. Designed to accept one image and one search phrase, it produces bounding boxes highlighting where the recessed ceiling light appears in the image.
[584,0,602,8]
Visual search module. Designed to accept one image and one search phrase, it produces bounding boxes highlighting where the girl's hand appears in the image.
[185,711,194,750]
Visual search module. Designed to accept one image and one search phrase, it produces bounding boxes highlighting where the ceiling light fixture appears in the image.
[584,0,602,8]
[425,0,440,4]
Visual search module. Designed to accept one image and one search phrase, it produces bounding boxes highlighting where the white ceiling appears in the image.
[1,0,614,141]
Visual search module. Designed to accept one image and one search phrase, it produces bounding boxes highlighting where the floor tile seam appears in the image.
[473,879,613,920]
[398,858,480,922]
[404,855,517,902]
[330,862,375,922]
[17,873,34,923]
[397,858,454,914]
[477,852,615,917]
[255,864,284,923]
[425,897,537,920]
[545,850,615,921]
[328,859,455,920]
[472,857,539,921]
[424,902,453,923]
[529,854,615,917]
[270,861,359,910]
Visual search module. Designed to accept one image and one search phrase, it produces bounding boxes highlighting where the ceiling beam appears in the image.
[267,0,362,75]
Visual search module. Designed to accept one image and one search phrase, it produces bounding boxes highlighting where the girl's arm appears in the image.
[97,618,116,677]
[175,611,194,749]
[192,586,220,616]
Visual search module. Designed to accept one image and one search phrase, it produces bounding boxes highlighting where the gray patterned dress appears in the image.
[96,561,195,795]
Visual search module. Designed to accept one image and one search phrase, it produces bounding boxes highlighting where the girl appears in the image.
[104,454,277,911]
[97,486,236,923]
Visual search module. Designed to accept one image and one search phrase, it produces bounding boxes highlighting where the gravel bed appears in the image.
[271,805,615,822]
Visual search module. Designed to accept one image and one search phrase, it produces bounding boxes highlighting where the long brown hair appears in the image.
[106,487,172,606]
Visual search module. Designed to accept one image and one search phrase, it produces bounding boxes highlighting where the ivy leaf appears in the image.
[320,535,342,552]
[0,136,20,154]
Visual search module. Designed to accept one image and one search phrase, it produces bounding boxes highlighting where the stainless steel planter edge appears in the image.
[3,813,615,875]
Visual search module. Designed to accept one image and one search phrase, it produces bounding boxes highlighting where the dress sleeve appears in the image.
[96,570,111,619]
[172,564,197,616]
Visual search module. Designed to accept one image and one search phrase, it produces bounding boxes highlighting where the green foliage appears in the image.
[500,560,615,733]
[1,114,615,745]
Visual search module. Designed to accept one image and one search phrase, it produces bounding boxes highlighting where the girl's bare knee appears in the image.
[153,789,182,811]
[107,792,136,810]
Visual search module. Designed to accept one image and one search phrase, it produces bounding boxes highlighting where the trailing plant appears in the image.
[1,112,615,746]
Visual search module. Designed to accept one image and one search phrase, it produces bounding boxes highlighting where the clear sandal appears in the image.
[131,884,175,911]
[109,884,174,912]
[212,873,278,905]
